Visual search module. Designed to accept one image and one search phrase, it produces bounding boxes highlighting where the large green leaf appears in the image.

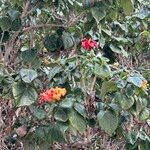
[12,82,38,107]
[21,49,37,62]
[11,18,22,31]
[60,97,75,108]
[97,110,118,135]
[119,0,134,16]
[29,105,46,120]
[126,131,138,145]
[43,34,62,52]
[48,124,66,144]
[46,66,62,81]
[20,69,38,83]
[91,5,106,23]
[127,74,143,87]
[139,108,150,121]
[133,8,149,19]
[69,109,86,133]
[74,102,86,117]
[0,30,10,43]
[0,16,12,31]
[21,49,41,69]
[94,63,112,78]
[101,81,117,98]
[36,124,65,144]
[62,32,74,50]
[115,93,134,110]
[8,9,20,21]
[54,107,68,122]
[109,44,128,57]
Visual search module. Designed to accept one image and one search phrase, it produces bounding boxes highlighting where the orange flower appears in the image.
[141,80,149,90]
[39,87,67,104]
[60,88,67,96]
[53,87,67,101]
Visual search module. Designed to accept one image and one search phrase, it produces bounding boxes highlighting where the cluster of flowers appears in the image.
[81,38,99,50]
[39,87,67,104]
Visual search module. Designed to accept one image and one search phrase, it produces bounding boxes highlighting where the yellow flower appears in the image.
[61,88,67,96]
[141,80,149,90]
[113,62,119,67]
[53,87,67,101]
[53,93,61,101]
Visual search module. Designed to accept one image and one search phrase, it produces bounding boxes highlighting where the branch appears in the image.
[90,76,97,93]
[21,0,31,18]
[23,24,66,32]
[23,11,86,32]
[67,11,86,27]
[0,31,4,59]
[24,0,41,17]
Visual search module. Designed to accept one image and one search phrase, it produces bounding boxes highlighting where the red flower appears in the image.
[81,38,99,50]
[39,89,54,104]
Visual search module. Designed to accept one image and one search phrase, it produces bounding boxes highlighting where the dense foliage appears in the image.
[0,0,150,149]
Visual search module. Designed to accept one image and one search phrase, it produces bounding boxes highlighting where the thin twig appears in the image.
[21,0,31,18]
[67,11,86,27]
[23,24,66,32]
[23,11,86,32]
[90,76,97,93]
[0,31,4,59]
[24,1,41,17]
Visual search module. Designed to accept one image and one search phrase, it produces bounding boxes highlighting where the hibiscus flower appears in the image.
[81,38,99,50]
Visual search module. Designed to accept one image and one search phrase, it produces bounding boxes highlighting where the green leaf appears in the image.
[36,124,66,144]
[21,49,37,62]
[29,105,46,120]
[0,16,12,31]
[62,32,74,50]
[113,21,128,33]
[126,131,138,145]
[43,34,62,52]
[20,69,38,83]
[21,49,41,69]
[133,8,149,19]
[56,122,68,134]
[97,110,118,135]
[139,108,150,121]
[101,81,117,98]
[91,5,106,23]
[115,93,134,110]
[48,124,66,143]
[109,44,121,53]
[12,82,38,107]
[137,141,150,150]
[127,74,143,87]
[8,9,20,21]
[74,102,86,117]
[69,109,86,133]
[11,18,22,31]
[94,63,112,78]
[110,44,128,57]
[46,66,62,81]
[137,131,150,141]
[119,0,134,16]
[0,30,10,43]
[54,107,68,122]
[60,97,75,108]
